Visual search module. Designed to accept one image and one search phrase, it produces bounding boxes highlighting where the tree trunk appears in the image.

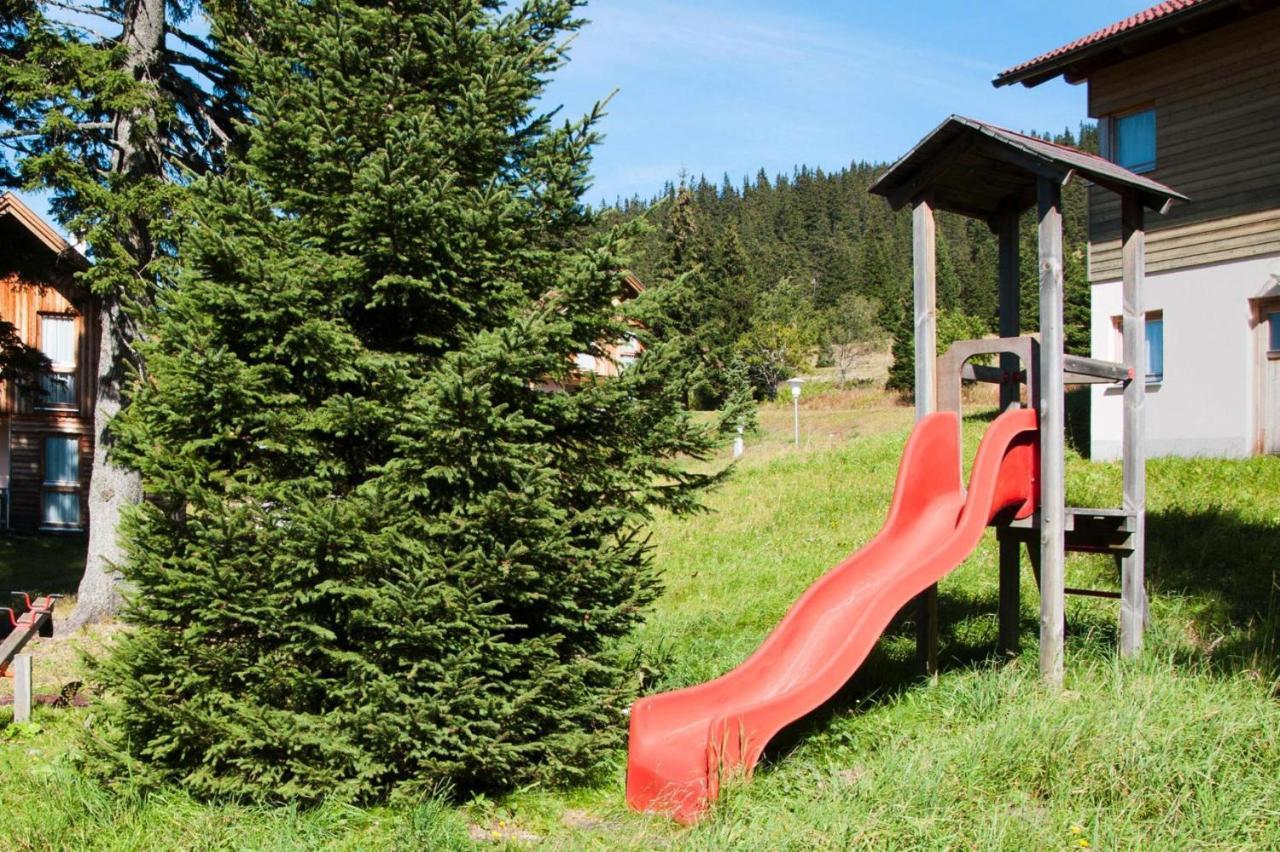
[65,296,143,630]
[66,0,164,631]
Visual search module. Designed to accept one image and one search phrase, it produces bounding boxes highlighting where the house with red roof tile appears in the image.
[998,0,1280,458]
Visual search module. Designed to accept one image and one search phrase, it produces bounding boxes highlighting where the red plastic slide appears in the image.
[625,407,1039,823]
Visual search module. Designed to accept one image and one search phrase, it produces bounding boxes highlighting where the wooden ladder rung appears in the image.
[1064,586,1122,600]
[1065,507,1135,533]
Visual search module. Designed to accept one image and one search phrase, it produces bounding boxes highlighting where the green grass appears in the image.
[0,532,86,597]
[1,392,1279,849]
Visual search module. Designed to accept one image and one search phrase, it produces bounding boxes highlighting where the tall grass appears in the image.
[1,397,1278,849]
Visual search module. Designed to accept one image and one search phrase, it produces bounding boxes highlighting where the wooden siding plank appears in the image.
[1090,208,1280,280]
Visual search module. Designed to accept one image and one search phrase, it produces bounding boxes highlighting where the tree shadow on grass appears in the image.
[760,503,1280,768]
[758,589,1040,766]
[0,533,86,598]
[1144,506,1280,674]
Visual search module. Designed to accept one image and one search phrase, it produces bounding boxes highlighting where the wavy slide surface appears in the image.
[625,407,1039,823]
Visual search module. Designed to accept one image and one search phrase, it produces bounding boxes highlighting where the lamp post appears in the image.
[787,377,804,447]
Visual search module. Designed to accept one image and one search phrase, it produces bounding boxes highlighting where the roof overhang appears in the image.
[994,0,1278,88]
[868,115,1187,223]
[0,193,89,270]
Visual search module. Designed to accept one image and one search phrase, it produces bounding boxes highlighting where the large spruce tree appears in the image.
[96,0,731,801]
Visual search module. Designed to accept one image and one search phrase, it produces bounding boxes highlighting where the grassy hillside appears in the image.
[2,386,1278,849]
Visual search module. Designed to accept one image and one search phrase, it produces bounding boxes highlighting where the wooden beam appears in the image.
[1064,587,1122,600]
[0,609,49,669]
[1062,354,1131,382]
[886,134,975,210]
[971,135,1071,184]
[961,363,1004,383]
[1065,372,1125,385]
[912,196,939,677]
[1037,177,1066,687]
[997,201,1021,657]
[1120,192,1148,657]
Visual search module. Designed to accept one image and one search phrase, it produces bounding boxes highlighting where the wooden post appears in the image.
[13,653,31,724]
[913,197,938,419]
[1120,192,1147,657]
[1037,178,1066,687]
[912,196,939,678]
[997,201,1021,656]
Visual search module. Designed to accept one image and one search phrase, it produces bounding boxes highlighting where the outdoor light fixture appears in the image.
[787,377,804,447]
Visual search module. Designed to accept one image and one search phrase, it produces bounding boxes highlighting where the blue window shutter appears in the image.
[1268,311,1280,352]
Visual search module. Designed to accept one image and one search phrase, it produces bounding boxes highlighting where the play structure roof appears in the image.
[867,115,1187,221]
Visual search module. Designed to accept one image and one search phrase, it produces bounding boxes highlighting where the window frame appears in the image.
[1110,106,1158,174]
[40,433,82,530]
[36,312,78,412]
[1267,309,1280,358]
[1111,309,1164,385]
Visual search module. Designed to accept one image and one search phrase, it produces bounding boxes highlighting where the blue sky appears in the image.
[22,0,1145,230]
[547,0,1142,205]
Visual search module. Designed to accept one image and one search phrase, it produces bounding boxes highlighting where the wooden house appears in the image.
[0,193,96,531]
[997,0,1280,458]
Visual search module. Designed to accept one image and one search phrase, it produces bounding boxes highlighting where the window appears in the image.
[1113,109,1157,173]
[1111,310,1163,383]
[617,336,641,370]
[575,352,597,373]
[1146,315,1164,382]
[1268,311,1280,353]
[38,315,76,409]
[42,435,80,528]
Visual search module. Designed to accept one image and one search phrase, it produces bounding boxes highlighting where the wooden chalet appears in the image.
[0,193,96,532]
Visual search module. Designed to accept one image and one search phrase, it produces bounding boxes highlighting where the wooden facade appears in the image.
[1088,7,1280,280]
[0,194,96,532]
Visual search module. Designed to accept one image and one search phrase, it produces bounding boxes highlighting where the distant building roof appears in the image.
[0,193,88,269]
[994,0,1277,88]
[621,272,645,297]
[869,115,1186,219]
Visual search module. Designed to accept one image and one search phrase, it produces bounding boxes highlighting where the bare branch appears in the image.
[0,122,114,139]
[48,16,118,42]
[163,48,234,85]
[40,0,121,23]
[167,26,231,65]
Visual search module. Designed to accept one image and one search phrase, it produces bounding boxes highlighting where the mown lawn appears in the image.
[1,389,1278,849]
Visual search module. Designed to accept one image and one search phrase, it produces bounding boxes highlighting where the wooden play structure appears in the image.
[624,116,1188,825]
[868,115,1186,683]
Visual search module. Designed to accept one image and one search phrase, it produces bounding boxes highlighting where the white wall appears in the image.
[1090,252,1280,460]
